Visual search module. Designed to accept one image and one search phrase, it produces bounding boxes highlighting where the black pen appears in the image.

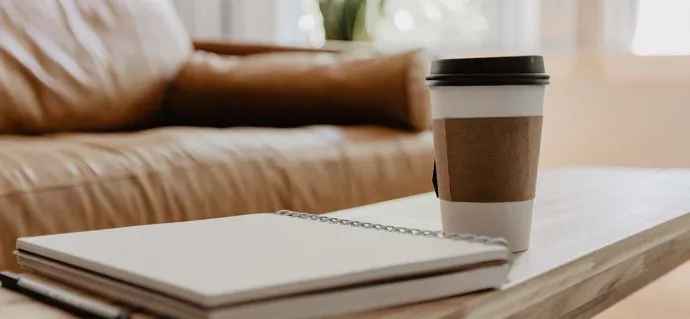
[0,271,129,319]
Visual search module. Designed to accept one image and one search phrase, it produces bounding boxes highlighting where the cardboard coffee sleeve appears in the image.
[434,116,542,202]
[427,56,549,252]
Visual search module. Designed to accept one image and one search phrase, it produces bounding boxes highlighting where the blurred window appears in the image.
[305,0,576,54]
[371,0,540,52]
[606,0,690,55]
[172,0,576,54]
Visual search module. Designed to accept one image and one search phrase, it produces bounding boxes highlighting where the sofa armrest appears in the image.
[164,49,432,131]
[192,40,339,56]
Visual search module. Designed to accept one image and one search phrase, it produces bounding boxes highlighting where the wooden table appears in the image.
[2,167,690,319]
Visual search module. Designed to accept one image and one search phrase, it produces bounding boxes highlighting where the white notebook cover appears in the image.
[16,213,509,308]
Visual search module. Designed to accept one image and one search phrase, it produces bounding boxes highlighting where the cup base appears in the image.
[440,200,533,252]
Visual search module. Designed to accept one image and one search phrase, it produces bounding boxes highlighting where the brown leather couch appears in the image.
[0,1,433,270]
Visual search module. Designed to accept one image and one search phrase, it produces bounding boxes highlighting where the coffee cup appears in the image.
[427,56,550,252]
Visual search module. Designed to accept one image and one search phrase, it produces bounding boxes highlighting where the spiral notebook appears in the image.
[15,211,511,319]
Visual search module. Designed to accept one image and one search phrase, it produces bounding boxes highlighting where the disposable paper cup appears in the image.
[427,56,550,252]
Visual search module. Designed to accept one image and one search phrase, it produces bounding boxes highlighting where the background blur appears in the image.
[172,0,690,170]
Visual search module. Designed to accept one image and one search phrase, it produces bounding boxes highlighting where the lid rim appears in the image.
[426,74,550,79]
[426,78,550,86]
[430,55,547,77]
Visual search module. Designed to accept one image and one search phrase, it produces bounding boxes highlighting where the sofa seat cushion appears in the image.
[0,126,433,270]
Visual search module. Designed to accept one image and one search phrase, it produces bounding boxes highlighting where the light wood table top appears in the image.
[2,167,690,319]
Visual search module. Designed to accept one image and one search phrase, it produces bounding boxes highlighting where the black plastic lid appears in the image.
[426,55,550,86]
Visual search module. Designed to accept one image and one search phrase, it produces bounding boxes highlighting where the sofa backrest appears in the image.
[0,0,192,134]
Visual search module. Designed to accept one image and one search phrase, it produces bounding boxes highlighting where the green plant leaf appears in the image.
[318,0,375,41]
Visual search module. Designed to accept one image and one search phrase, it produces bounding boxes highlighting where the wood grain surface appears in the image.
[1,167,689,319]
[594,261,690,319]
[329,167,690,319]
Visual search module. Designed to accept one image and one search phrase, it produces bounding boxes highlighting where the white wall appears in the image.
[540,55,690,169]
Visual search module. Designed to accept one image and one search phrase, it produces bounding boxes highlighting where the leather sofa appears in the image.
[0,1,433,270]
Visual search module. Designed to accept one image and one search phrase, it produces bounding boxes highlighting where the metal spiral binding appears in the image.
[274,210,508,247]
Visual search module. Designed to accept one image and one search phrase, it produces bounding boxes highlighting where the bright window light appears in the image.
[632,0,690,55]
